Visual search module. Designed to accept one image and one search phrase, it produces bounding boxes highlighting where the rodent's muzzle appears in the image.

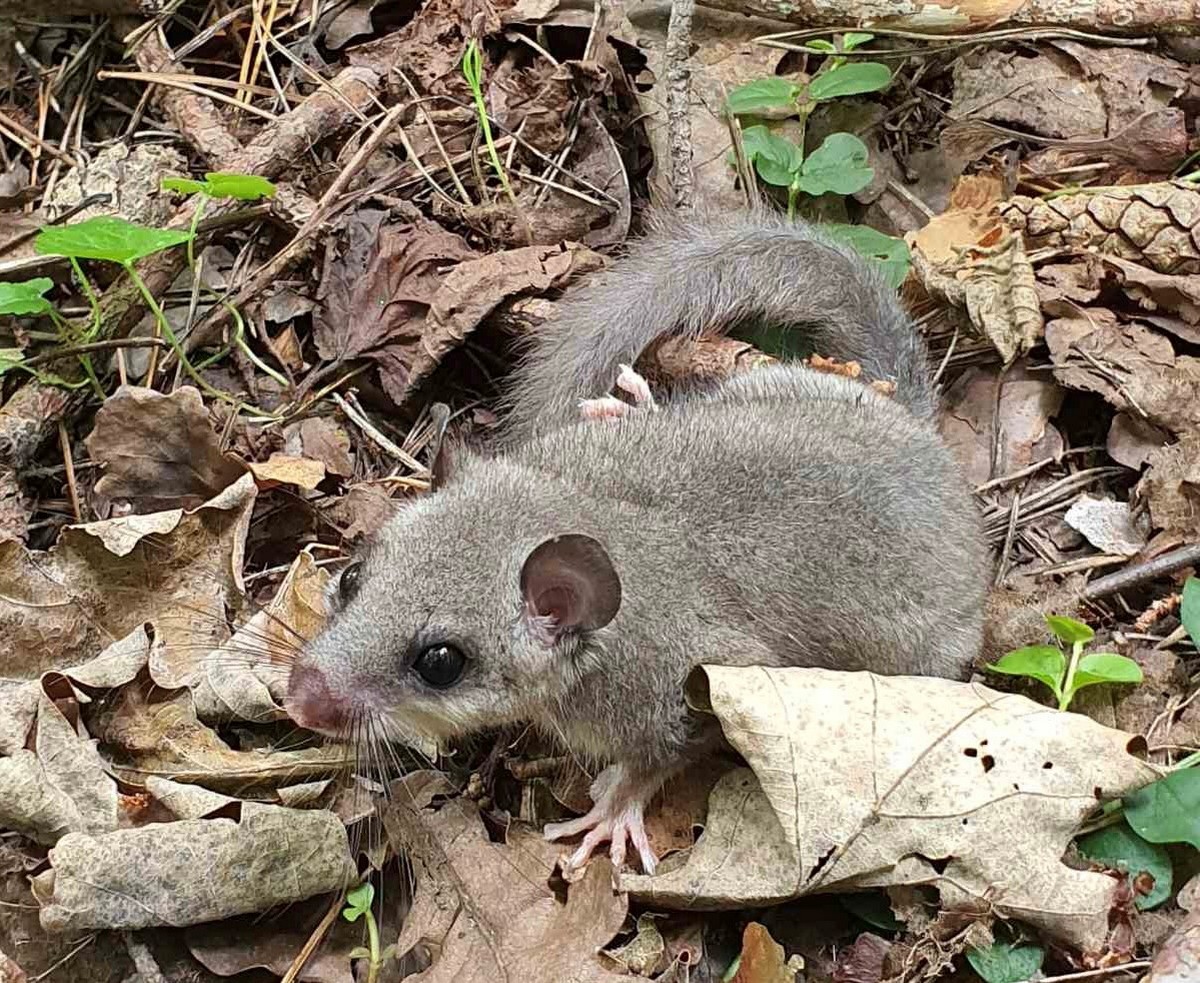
[285,661,352,736]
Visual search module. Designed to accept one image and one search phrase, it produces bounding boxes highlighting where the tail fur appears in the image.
[500,206,935,445]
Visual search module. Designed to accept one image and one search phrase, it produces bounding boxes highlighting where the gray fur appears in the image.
[293,210,988,798]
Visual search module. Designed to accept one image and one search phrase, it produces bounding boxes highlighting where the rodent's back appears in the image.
[510,364,987,682]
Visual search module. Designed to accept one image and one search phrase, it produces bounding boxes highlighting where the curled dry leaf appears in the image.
[86,385,246,512]
[1107,413,1170,470]
[0,625,151,845]
[382,241,606,406]
[622,666,1159,953]
[383,771,629,983]
[0,473,255,678]
[909,180,1042,362]
[1045,310,1200,436]
[1135,431,1200,542]
[313,205,477,364]
[0,467,27,541]
[284,417,354,478]
[1002,182,1200,276]
[32,776,356,934]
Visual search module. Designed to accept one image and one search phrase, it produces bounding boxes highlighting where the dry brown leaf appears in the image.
[1135,432,1200,542]
[384,771,629,983]
[86,385,246,512]
[323,483,398,541]
[951,48,1108,141]
[0,473,255,679]
[1145,906,1200,983]
[1107,413,1171,470]
[833,933,889,983]
[187,902,354,983]
[380,241,605,405]
[1045,311,1200,435]
[247,452,326,491]
[622,667,1159,952]
[32,776,355,933]
[312,205,477,362]
[0,468,27,541]
[731,922,800,983]
[938,364,1064,486]
[1104,255,1200,324]
[603,913,667,976]
[285,417,354,478]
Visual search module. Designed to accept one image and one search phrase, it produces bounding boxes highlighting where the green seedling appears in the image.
[462,39,516,206]
[823,223,911,289]
[726,33,907,281]
[162,171,287,388]
[33,216,242,406]
[343,882,394,983]
[966,935,1044,983]
[987,615,1143,711]
[0,275,101,393]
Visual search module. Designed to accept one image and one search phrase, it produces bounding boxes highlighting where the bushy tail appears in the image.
[500,206,934,445]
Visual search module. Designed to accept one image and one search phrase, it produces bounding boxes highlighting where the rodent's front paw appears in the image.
[543,763,658,875]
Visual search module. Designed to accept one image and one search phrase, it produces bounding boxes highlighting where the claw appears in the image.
[615,364,657,410]
[578,396,631,421]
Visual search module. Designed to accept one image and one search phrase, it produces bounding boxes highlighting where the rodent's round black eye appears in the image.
[413,644,465,688]
[338,562,362,605]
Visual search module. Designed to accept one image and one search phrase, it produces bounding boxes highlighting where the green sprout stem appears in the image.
[69,257,102,341]
[46,304,104,398]
[124,261,274,417]
[364,907,381,983]
[186,196,207,271]
[1058,640,1085,711]
[463,40,517,206]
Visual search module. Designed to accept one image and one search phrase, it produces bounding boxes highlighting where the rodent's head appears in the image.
[285,474,621,745]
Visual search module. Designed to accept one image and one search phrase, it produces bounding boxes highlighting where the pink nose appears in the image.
[285,662,352,735]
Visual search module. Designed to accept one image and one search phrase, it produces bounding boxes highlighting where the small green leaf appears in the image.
[35,216,193,265]
[986,645,1065,701]
[966,941,1044,983]
[797,133,873,196]
[803,39,837,53]
[161,177,206,195]
[809,62,892,101]
[727,77,803,115]
[841,32,874,51]
[1045,615,1093,644]
[0,348,27,377]
[740,125,803,187]
[1076,822,1173,910]
[1181,576,1200,646]
[823,224,910,289]
[345,882,374,911]
[838,892,902,932]
[342,906,363,923]
[1124,768,1200,850]
[348,946,371,959]
[380,943,397,961]
[202,172,277,200]
[1071,653,1144,690]
[0,277,54,315]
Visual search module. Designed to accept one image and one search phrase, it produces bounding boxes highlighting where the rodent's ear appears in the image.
[520,534,621,642]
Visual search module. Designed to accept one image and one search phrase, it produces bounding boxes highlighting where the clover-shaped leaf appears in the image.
[809,62,891,101]
[797,133,873,196]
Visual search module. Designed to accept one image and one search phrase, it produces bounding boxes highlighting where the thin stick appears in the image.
[664,0,696,209]
[59,420,82,524]
[24,337,170,369]
[1083,544,1200,601]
